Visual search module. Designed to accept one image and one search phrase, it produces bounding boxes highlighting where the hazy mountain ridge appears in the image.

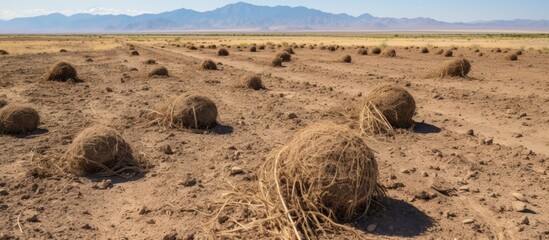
[0,2,547,33]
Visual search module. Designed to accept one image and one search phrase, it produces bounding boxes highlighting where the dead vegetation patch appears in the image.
[46,62,78,82]
[63,126,150,177]
[148,66,169,77]
[149,95,218,130]
[201,59,218,70]
[211,123,385,239]
[218,48,229,56]
[429,58,471,78]
[241,75,264,90]
[276,51,291,62]
[0,104,40,134]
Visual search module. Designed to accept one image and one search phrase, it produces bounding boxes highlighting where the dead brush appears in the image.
[357,101,395,136]
[62,126,151,178]
[145,95,218,131]
[208,123,386,239]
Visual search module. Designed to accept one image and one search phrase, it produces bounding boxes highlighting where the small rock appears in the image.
[466,129,475,136]
[93,179,112,190]
[462,218,475,224]
[26,215,39,222]
[366,224,377,232]
[162,145,174,155]
[287,112,298,119]
[146,219,156,224]
[511,192,527,202]
[520,216,529,225]
[163,233,177,240]
[231,167,244,175]
[483,138,494,145]
[139,207,151,215]
[218,215,229,224]
[513,133,523,138]
[421,171,429,177]
[105,87,113,92]
[459,186,470,192]
[512,201,527,212]
[0,189,8,196]
[181,178,197,187]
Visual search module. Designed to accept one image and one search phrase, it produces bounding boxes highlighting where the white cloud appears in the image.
[0,8,149,20]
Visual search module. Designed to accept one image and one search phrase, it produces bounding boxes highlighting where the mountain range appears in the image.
[0,2,548,33]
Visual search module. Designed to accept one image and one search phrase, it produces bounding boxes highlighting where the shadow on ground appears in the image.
[414,122,441,134]
[354,198,434,237]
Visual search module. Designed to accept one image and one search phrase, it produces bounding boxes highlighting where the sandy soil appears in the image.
[0,37,548,240]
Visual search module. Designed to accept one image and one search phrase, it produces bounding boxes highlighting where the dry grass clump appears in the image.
[250,46,257,52]
[357,48,368,55]
[148,66,169,77]
[201,59,218,70]
[0,50,8,55]
[150,95,218,130]
[218,48,229,56]
[371,47,381,54]
[63,126,150,177]
[46,62,78,82]
[421,47,429,53]
[131,50,139,56]
[505,53,518,61]
[0,104,40,134]
[493,48,502,53]
[59,49,68,53]
[211,123,385,239]
[381,49,396,57]
[327,46,336,51]
[258,45,266,50]
[444,50,453,57]
[144,59,156,65]
[429,58,471,78]
[435,49,444,55]
[276,51,291,62]
[362,85,416,129]
[341,55,352,63]
[282,47,295,54]
[271,58,283,67]
[241,75,264,90]
[515,50,523,55]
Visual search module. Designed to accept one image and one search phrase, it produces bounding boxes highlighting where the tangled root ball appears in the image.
[260,123,384,223]
[46,62,78,81]
[505,54,518,61]
[157,95,218,129]
[241,75,264,90]
[432,58,471,78]
[131,50,139,56]
[275,51,291,62]
[249,46,257,52]
[0,105,40,134]
[358,48,368,55]
[371,47,382,54]
[341,55,352,63]
[64,126,147,177]
[421,47,429,53]
[271,58,283,67]
[201,59,218,70]
[218,48,229,56]
[364,85,416,128]
[148,66,169,77]
[444,50,453,57]
[381,49,396,57]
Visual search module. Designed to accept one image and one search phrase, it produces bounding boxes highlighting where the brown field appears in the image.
[0,34,548,239]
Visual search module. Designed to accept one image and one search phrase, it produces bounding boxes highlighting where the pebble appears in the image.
[466,129,475,136]
[462,218,475,224]
[421,171,429,177]
[512,201,527,212]
[162,145,174,155]
[520,216,530,225]
[366,224,377,232]
[511,192,527,202]
[231,167,244,175]
[483,138,494,145]
[287,112,298,119]
[181,178,197,187]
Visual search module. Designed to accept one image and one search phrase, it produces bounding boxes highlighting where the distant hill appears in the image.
[0,2,548,33]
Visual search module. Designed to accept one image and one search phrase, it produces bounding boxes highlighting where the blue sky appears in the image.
[1,0,548,22]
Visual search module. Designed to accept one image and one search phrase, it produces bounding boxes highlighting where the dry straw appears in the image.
[62,126,150,178]
[209,123,385,239]
[146,95,218,131]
